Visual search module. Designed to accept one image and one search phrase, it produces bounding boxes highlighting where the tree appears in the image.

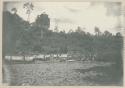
[23,2,34,22]
[54,26,59,32]
[35,13,50,39]
[95,26,101,36]
[104,30,112,37]
[11,8,17,14]
[36,13,50,30]
[76,26,86,35]
[116,32,122,37]
[3,11,26,55]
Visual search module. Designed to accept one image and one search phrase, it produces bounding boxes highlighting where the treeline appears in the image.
[3,11,123,63]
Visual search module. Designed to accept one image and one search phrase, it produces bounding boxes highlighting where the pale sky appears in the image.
[4,2,121,34]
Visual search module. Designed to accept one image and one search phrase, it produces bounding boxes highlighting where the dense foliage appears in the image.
[3,11,123,63]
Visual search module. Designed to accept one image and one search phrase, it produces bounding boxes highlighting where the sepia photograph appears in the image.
[2,1,124,86]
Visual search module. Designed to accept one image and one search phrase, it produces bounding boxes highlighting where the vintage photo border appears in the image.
[0,0,125,88]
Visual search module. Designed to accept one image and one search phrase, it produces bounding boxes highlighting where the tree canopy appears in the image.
[3,11,123,63]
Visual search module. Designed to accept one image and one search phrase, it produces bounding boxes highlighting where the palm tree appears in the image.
[23,2,34,22]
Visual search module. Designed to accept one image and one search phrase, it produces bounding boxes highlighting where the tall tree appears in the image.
[23,2,34,22]
[94,26,101,36]
[35,13,50,39]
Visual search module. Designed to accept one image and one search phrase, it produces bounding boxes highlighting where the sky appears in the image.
[3,2,122,34]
